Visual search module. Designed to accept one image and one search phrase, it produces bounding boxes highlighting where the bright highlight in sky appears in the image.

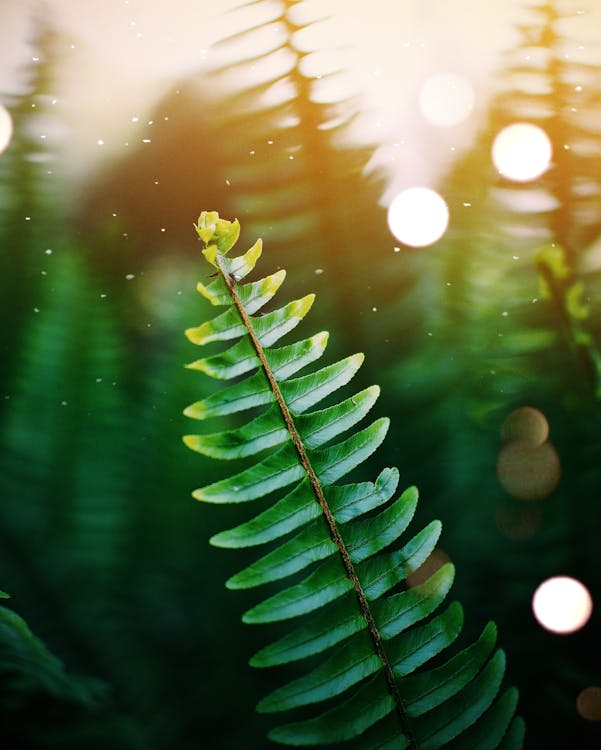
[492,123,552,182]
[418,72,475,127]
[0,104,14,155]
[387,187,449,247]
[532,576,593,634]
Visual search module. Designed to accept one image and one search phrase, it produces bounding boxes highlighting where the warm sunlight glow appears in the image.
[492,123,552,182]
[500,406,549,447]
[577,687,601,721]
[418,72,475,127]
[497,441,560,501]
[406,548,451,588]
[532,576,593,634]
[0,104,13,155]
[387,187,449,247]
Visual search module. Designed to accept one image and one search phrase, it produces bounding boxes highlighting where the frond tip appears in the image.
[183,212,524,748]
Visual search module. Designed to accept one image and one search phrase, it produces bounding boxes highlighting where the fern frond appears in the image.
[0,595,104,707]
[183,213,523,748]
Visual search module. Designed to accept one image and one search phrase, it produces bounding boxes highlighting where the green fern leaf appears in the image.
[183,212,523,748]
[0,598,104,707]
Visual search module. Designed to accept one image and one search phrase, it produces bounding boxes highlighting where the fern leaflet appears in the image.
[183,212,524,748]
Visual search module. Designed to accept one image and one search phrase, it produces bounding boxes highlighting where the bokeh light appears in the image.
[495,502,542,541]
[577,687,601,721]
[406,548,451,588]
[418,72,475,127]
[492,123,552,182]
[387,187,449,248]
[497,440,560,501]
[500,406,549,447]
[0,104,14,155]
[532,576,593,634]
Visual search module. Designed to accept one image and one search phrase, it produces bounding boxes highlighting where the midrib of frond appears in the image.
[215,253,417,749]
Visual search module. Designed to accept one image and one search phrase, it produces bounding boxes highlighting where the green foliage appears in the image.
[0,594,103,708]
[183,213,524,748]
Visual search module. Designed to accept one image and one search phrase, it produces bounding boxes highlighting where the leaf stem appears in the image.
[216,254,417,749]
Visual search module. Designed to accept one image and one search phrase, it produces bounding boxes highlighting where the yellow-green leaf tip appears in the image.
[194,211,240,258]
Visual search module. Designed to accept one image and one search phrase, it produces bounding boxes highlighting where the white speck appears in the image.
[61,400,68,406]
[112,212,117,217]
[225,179,231,186]
[315,268,324,275]
[45,248,52,254]
[160,227,166,232]
[427,332,433,336]
[532,298,539,304]
[146,323,152,327]
[142,138,151,143]
[564,144,570,150]
[25,216,31,221]
[512,255,520,260]
[372,307,377,312]
[41,270,47,276]
[164,116,169,121]
[463,202,471,207]
[446,282,452,286]
[501,311,508,317]
[154,180,159,185]
[96,378,102,383]
[100,293,107,298]
[131,116,139,122]
[575,85,582,92]
[33,307,39,313]
[289,155,294,160]
[177,290,182,295]
[40,134,47,140]
[125,273,135,280]
[148,120,154,125]
[393,246,401,253]
[249,150,255,155]
[51,99,57,104]
[97,139,104,145]
[267,140,273,144]
[32,56,39,62]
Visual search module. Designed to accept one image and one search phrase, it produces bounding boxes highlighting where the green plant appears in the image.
[183,212,524,748]
[0,590,103,708]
